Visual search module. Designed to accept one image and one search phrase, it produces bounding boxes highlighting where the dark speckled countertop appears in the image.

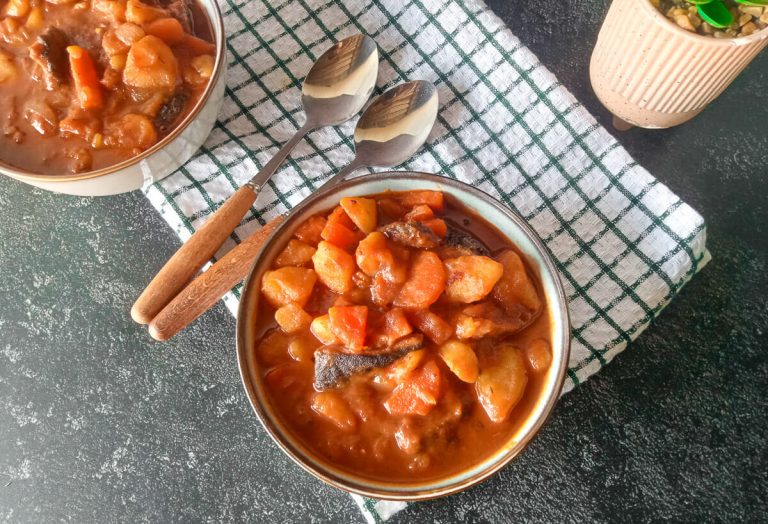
[1,1,766,521]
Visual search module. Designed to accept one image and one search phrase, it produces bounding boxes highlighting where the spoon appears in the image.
[148,80,439,341]
[131,33,379,325]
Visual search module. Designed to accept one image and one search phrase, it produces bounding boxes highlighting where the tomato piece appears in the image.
[404,204,434,222]
[399,191,444,213]
[275,239,316,267]
[422,218,447,238]
[340,197,377,234]
[393,251,446,309]
[294,215,327,245]
[410,309,453,344]
[355,231,394,277]
[261,267,317,308]
[444,255,504,303]
[312,241,355,294]
[384,360,441,416]
[328,305,368,352]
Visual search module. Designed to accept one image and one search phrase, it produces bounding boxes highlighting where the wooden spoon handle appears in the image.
[148,215,285,341]
[131,185,257,325]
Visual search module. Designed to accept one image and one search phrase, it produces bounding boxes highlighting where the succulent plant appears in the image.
[687,0,768,28]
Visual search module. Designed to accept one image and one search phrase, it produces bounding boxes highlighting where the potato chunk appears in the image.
[355,231,394,277]
[492,250,541,312]
[311,391,357,431]
[526,338,552,373]
[438,340,478,383]
[310,314,339,345]
[312,241,355,294]
[274,303,312,334]
[275,239,316,268]
[475,345,527,423]
[123,35,178,91]
[444,255,503,303]
[340,197,377,234]
[261,267,317,308]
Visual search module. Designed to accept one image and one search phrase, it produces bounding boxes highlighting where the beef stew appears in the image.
[254,190,553,482]
[0,0,215,175]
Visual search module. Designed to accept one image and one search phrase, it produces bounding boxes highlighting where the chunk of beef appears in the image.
[154,90,188,134]
[444,226,489,256]
[29,27,69,90]
[314,334,424,390]
[379,220,440,249]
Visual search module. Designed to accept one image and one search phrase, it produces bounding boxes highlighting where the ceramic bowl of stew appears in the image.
[0,0,226,196]
[237,172,570,500]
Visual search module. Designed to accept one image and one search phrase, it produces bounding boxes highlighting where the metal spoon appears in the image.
[148,80,439,341]
[132,33,379,325]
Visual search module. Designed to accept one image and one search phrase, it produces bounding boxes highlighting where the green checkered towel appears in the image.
[143,0,710,521]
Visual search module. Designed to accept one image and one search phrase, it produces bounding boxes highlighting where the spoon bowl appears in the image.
[302,34,379,127]
[327,80,439,183]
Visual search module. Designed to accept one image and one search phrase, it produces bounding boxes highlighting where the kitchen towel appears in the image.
[143,0,710,521]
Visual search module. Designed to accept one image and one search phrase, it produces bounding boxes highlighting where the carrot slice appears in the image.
[181,33,216,54]
[320,220,360,251]
[399,191,444,213]
[328,305,368,352]
[145,17,186,45]
[66,46,102,109]
[378,198,406,220]
[393,251,446,309]
[340,197,377,234]
[326,205,355,229]
[422,218,447,238]
[384,360,441,416]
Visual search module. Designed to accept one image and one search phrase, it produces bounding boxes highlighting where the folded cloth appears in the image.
[143,0,710,521]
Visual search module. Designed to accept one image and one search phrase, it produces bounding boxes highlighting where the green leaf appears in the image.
[697,1,735,28]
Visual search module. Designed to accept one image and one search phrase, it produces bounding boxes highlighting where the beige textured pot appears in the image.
[590,0,768,129]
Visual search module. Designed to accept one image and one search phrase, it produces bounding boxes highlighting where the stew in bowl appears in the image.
[238,173,570,498]
[0,0,216,175]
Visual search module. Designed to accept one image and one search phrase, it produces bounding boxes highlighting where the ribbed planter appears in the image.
[590,0,768,129]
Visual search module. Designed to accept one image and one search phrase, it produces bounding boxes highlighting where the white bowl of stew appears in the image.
[0,0,225,195]
[237,172,570,499]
